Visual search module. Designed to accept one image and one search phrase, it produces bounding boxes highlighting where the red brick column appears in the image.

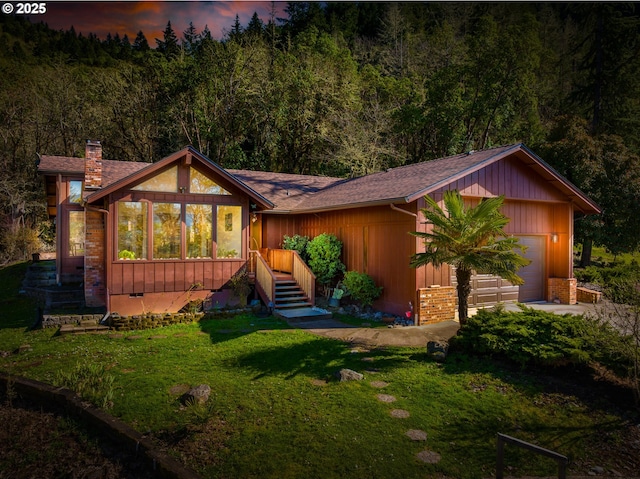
[84,209,106,308]
[547,278,577,305]
[416,286,456,325]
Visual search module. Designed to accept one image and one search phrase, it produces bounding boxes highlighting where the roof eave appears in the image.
[263,197,410,215]
[84,146,274,210]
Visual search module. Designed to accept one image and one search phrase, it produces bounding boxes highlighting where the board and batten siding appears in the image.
[417,156,576,303]
[262,205,416,315]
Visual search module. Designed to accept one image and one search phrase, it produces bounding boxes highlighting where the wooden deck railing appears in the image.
[291,250,315,305]
[270,248,293,272]
[251,250,276,305]
[249,249,316,307]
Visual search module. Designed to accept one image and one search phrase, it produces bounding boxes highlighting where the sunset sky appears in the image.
[31,1,287,43]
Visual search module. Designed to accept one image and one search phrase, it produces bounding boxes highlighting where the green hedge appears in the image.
[452,305,633,374]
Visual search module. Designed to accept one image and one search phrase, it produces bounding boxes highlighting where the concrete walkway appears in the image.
[288,302,600,348]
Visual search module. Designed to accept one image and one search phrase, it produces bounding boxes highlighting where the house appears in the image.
[38,141,600,322]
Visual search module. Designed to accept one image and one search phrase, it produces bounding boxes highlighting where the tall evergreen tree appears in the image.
[156,21,180,58]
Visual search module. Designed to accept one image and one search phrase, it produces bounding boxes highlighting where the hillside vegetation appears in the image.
[1,3,639,263]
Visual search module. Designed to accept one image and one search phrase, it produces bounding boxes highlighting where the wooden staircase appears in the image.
[251,249,332,321]
[274,274,313,310]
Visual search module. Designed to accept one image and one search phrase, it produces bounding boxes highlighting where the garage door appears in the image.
[516,235,545,302]
[451,235,545,306]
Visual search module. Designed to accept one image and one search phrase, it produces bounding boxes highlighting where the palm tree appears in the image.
[410,190,530,327]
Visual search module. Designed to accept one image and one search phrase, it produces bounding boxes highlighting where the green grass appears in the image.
[0,262,632,478]
[575,245,640,266]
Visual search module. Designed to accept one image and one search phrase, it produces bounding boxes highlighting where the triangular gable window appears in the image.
[132,166,178,192]
[190,167,230,195]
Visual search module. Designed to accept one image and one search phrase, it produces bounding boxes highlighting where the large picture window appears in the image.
[68,211,85,256]
[187,204,212,258]
[117,202,148,259]
[116,200,242,261]
[153,203,181,259]
[216,205,242,259]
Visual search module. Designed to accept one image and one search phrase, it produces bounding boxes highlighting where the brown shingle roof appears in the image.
[228,169,345,211]
[38,143,600,215]
[38,155,149,187]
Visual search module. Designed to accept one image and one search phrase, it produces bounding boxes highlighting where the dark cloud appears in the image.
[35,1,283,41]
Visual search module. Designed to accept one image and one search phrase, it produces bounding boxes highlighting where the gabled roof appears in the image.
[38,143,601,215]
[38,147,274,210]
[232,144,601,215]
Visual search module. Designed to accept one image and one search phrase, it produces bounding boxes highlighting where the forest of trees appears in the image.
[0,2,639,264]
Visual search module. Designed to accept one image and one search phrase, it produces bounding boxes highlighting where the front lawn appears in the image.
[0,262,638,478]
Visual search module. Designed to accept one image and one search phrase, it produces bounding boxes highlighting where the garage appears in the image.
[452,235,546,307]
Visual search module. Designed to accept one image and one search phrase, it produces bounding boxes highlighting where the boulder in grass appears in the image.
[335,369,364,382]
[182,384,211,405]
[426,340,449,362]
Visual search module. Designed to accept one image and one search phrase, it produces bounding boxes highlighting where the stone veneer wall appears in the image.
[84,209,106,308]
[547,278,577,304]
[416,286,456,325]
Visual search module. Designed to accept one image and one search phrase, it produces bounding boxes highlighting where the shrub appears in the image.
[342,271,382,307]
[282,234,310,262]
[306,233,345,286]
[453,305,597,367]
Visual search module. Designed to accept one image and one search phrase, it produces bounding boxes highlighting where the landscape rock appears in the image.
[406,429,428,441]
[426,340,449,362]
[335,369,364,382]
[416,450,441,464]
[182,384,211,405]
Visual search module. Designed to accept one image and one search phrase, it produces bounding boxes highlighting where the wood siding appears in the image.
[263,205,416,315]
[109,260,244,295]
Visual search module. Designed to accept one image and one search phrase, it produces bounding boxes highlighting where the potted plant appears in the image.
[329,286,345,307]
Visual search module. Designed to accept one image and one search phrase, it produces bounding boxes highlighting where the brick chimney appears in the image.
[84,140,103,190]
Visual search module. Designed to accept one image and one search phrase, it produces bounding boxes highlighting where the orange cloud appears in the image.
[37,1,286,43]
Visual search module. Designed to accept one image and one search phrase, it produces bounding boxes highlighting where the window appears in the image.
[216,205,242,258]
[187,204,212,258]
[117,201,147,259]
[132,166,178,192]
[190,167,230,195]
[69,181,84,204]
[153,203,181,259]
[68,211,85,256]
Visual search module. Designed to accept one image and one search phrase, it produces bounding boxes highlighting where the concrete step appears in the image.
[275,301,313,309]
[274,307,332,321]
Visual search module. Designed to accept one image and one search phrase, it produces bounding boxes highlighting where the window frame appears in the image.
[113,164,246,263]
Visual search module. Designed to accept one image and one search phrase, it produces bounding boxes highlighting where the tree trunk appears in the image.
[456,267,472,327]
[579,239,593,268]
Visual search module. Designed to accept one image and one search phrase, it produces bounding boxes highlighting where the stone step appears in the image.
[59,324,110,335]
[274,307,332,321]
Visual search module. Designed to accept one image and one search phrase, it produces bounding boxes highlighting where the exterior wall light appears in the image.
[551,233,559,243]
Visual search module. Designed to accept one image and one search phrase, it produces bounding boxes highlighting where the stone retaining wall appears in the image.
[42,313,105,328]
[108,312,205,331]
